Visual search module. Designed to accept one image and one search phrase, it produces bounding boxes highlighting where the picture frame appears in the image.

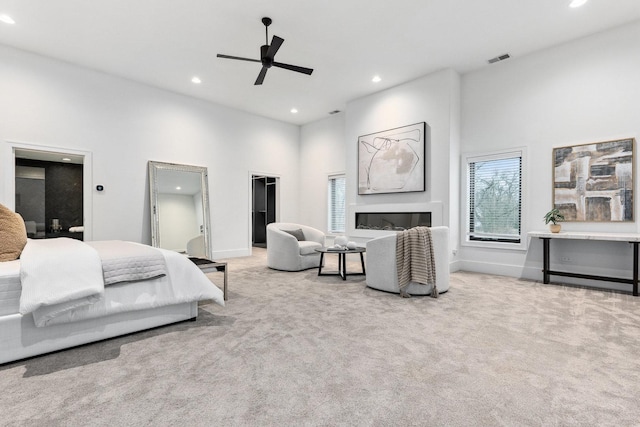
[552,138,635,222]
[358,122,426,195]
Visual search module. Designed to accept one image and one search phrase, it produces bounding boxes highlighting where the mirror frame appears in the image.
[148,161,211,259]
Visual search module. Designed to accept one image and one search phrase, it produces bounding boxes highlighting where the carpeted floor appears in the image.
[2,248,640,426]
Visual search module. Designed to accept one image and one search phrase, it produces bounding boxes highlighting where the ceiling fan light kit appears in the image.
[217,17,313,85]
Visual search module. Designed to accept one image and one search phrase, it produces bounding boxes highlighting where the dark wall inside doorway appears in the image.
[15,158,83,233]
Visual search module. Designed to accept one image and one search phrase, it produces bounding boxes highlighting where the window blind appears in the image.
[328,176,346,233]
[468,155,522,243]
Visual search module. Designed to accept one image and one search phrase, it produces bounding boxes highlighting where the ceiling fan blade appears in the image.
[272,62,314,75]
[266,35,284,58]
[217,54,261,63]
[254,67,268,85]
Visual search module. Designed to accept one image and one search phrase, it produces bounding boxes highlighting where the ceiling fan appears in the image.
[217,17,314,85]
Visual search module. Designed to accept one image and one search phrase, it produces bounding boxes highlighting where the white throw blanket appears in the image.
[19,238,104,324]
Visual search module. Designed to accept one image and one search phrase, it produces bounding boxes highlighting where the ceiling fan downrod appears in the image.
[261,17,273,68]
[262,17,272,46]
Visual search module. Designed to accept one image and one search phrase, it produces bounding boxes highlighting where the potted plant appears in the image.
[544,208,565,233]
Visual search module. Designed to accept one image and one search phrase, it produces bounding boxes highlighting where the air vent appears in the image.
[329,110,341,115]
[488,53,511,64]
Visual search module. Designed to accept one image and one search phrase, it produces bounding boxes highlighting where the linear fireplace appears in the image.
[355,212,431,231]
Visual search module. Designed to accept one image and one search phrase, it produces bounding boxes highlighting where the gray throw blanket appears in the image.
[395,226,437,298]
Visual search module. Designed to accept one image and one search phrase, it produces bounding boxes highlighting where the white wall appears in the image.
[345,69,461,252]
[460,21,640,286]
[193,191,204,233]
[299,69,461,257]
[158,193,199,252]
[0,44,300,258]
[447,71,462,266]
[298,113,346,234]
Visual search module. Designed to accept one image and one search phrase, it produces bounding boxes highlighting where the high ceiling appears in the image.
[1,0,639,125]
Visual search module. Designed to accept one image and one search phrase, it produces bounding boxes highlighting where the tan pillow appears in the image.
[0,203,28,262]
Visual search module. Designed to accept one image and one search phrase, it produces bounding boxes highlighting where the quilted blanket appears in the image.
[87,240,167,285]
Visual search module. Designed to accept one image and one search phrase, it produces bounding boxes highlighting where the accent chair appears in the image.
[266,223,325,271]
[365,226,450,295]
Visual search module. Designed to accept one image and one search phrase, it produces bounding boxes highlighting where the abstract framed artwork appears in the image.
[553,138,635,222]
[358,122,426,195]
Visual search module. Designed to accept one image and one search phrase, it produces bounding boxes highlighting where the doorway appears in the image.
[251,175,278,247]
[5,143,93,241]
[14,163,46,238]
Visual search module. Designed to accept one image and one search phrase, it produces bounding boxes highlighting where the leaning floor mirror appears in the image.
[148,161,211,259]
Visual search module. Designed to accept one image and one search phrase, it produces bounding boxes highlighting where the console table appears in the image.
[528,231,640,296]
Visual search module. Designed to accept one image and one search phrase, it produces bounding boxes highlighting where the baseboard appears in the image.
[211,248,251,259]
[449,260,463,272]
[458,260,540,280]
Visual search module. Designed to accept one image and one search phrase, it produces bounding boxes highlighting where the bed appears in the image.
[0,238,225,365]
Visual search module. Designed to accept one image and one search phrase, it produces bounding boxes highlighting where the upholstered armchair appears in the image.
[365,226,450,295]
[186,235,206,258]
[266,223,325,271]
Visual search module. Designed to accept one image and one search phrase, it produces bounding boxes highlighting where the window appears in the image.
[464,148,526,249]
[328,175,346,233]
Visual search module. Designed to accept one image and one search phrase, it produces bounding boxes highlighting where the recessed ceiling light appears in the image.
[191,76,201,84]
[290,108,298,114]
[372,75,381,83]
[62,157,71,162]
[569,0,587,8]
[0,14,15,24]
[176,186,181,190]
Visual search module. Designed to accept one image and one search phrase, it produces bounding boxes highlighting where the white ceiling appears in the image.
[1,0,639,125]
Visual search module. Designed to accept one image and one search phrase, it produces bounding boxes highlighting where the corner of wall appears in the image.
[448,69,462,262]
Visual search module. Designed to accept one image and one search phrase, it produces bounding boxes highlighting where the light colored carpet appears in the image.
[2,248,640,426]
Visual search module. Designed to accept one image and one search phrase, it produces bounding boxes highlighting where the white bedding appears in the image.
[19,238,104,323]
[35,247,224,326]
[0,260,20,316]
[14,239,224,327]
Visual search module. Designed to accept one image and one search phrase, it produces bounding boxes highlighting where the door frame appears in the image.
[2,140,93,241]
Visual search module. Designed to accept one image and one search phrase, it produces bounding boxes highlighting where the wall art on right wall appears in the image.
[553,138,635,222]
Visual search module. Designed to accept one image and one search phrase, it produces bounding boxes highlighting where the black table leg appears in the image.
[633,242,639,297]
[339,253,346,280]
[542,238,550,284]
[359,252,366,275]
[317,252,325,276]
